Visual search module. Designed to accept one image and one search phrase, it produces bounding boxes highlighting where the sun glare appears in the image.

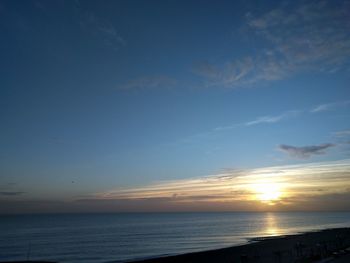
[251,182,282,204]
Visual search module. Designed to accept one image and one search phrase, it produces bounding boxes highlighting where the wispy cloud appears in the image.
[333,129,350,138]
[332,130,350,154]
[80,159,350,211]
[119,75,176,90]
[310,100,350,113]
[210,98,348,134]
[213,110,300,132]
[311,104,333,113]
[192,57,257,88]
[246,1,350,75]
[3,161,350,213]
[78,4,126,50]
[182,110,300,144]
[181,98,348,145]
[0,191,25,196]
[0,183,23,197]
[245,110,300,126]
[278,144,335,159]
[192,53,291,89]
[194,0,350,89]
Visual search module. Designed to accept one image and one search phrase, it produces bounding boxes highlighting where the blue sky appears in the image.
[0,0,350,213]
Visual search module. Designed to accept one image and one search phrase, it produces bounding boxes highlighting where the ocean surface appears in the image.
[0,212,350,262]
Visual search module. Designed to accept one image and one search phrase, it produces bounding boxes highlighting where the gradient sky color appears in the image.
[0,0,350,213]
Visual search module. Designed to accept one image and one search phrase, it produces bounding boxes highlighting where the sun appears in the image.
[251,182,282,204]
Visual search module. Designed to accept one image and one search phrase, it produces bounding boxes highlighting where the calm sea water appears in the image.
[0,212,349,262]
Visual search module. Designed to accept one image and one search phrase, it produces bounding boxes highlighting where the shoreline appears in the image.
[128,227,350,263]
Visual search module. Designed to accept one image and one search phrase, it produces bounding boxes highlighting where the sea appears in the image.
[1,212,350,262]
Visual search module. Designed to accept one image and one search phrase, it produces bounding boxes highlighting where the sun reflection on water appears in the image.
[264,213,282,236]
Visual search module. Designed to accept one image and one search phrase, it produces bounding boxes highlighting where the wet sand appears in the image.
[129,228,350,263]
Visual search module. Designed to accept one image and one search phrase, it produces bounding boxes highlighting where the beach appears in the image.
[130,228,350,263]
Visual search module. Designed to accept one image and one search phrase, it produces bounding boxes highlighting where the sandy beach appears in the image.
[129,228,350,263]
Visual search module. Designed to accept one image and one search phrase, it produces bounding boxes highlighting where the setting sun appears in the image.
[251,182,282,203]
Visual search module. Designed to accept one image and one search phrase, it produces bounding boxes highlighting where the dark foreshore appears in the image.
[129,228,350,263]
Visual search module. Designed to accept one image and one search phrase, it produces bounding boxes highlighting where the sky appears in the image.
[0,0,350,214]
